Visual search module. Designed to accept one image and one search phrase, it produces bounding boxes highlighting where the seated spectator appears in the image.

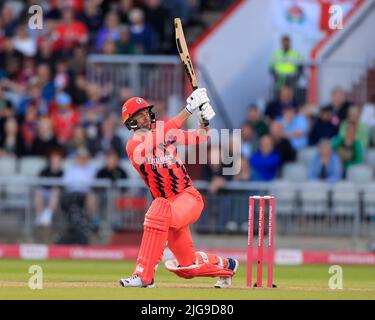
[360,95,375,129]
[59,147,97,244]
[63,147,97,193]
[97,149,128,183]
[0,117,24,157]
[12,24,37,57]
[332,123,363,177]
[18,80,48,116]
[118,0,132,24]
[129,8,156,54]
[102,39,116,55]
[199,145,233,232]
[36,64,56,105]
[280,105,309,151]
[339,105,369,148]
[67,126,88,157]
[82,82,109,116]
[115,25,136,54]
[99,116,125,158]
[35,37,56,68]
[81,106,102,156]
[240,122,258,160]
[69,73,89,106]
[265,85,297,121]
[249,135,280,181]
[144,0,172,53]
[19,103,39,155]
[323,87,351,124]
[77,0,104,49]
[69,45,88,76]
[246,105,268,137]
[308,106,339,146]
[51,92,80,146]
[95,11,121,53]
[269,120,296,166]
[18,57,37,87]
[53,59,72,93]
[0,4,18,37]
[31,116,60,157]
[308,139,342,184]
[34,149,64,227]
[52,4,88,53]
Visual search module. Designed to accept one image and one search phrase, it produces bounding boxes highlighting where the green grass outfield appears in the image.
[0,259,374,299]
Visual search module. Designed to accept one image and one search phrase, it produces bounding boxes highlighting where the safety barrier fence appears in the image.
[0,178,374,243]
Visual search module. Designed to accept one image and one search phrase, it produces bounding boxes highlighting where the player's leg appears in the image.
[167,226,238,281]
[165,187,239,285]
[120,197,171,287]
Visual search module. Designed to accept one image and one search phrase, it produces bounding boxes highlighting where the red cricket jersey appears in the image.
[126,116,208,199]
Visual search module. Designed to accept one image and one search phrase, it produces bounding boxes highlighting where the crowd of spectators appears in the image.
[228,86,375,185]
[1,1,375,239]
[0,0,209,161]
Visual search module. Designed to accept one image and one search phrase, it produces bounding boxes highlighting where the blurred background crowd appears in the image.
[0,0,374,245]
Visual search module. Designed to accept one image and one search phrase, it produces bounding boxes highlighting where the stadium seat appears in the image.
[297,147,318,166]
[269,180,297,215]
[19,157,47,176]
[0,175,31,210]
[0,157,17,176]
[332,182,359,216]
[281,163,308,182]
[365,148,375,167]
[300,181,329,216]
[346,164,374,184]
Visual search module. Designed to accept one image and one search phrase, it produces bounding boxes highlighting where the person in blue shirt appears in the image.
[308,139,342,184]
[280,105,309,151]
[249,135,281,181]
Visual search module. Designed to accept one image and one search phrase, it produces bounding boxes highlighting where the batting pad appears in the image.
[164,258,234,279]
[134,198,172,284]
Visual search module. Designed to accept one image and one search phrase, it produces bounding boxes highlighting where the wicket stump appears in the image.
[247,195,276,288]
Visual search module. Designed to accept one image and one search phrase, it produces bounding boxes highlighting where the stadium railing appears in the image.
[0,177,374,244]
[86,54,184,103]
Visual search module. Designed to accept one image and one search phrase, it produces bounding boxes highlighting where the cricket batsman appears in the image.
[119,88,239,288]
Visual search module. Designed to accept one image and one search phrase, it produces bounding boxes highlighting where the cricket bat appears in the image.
[174,17,209,126]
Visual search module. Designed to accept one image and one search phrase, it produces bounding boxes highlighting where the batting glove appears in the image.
[198,103,215,127]
[185,88,210,114]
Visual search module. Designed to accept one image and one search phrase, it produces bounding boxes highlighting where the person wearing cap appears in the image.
[119,89,239,289]
[51,92,80,145]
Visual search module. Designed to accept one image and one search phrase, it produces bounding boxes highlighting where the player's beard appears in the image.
[137,118,152,131]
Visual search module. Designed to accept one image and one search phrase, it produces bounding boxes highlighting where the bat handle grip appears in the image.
[193,86,210,127]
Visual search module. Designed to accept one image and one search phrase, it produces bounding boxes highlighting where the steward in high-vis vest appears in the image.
[270,35,303,90]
